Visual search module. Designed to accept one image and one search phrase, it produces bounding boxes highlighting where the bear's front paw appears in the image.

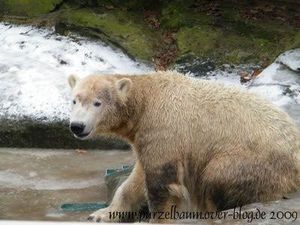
[87,208,115,223]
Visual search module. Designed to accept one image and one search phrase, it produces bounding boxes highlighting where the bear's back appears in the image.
[135,72,300,156]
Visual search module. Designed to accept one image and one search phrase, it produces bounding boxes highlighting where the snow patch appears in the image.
[249,49,300,125]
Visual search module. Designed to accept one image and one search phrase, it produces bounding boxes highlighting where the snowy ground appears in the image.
[0,23,299,125]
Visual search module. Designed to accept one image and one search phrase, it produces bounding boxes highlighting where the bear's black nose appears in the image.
[70,122,85,135]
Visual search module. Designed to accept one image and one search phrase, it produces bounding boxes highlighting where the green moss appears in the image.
[177,26,221,57]
[161,1,186,29]
[289,31,300,49]
[0,0,62,17]
[177,23,299,65]
[61,8,155,61]
[160,1,213,29]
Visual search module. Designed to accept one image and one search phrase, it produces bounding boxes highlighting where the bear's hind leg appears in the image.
[145,162,189,223]
[200,151,299,211]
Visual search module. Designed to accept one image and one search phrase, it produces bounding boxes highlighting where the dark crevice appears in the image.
[50,0,67,13]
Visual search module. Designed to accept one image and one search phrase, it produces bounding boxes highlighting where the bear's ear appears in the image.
[116,78,132,99]
[68,74,79,89]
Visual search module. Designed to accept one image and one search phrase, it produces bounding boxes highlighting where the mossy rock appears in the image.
[160,1,213,30]
[0,0,63,17]
[177,26,221,57]
[1,0,299,65]
[65,0,162,10]
[162,0,300,64]
[160,1,186,29]
[59,8,155,61]
[176,23,300,64]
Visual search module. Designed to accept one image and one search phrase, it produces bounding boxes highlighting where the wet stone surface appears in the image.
[0,148,133,221]
[212,192,300,225]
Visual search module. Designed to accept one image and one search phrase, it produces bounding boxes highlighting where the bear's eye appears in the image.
[72,100,76,105]
[94,101,101,107]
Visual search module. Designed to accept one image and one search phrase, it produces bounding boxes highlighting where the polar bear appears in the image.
[68,71,300,223]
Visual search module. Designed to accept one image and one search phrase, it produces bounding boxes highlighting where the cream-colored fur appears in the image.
[68,71,300,223]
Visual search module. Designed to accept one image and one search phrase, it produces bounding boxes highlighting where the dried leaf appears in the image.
[75,149,88,154]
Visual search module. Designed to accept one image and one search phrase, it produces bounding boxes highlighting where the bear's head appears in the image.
[68,74,132,140]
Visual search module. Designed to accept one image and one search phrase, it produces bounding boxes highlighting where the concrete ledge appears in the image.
[0,118,129,149]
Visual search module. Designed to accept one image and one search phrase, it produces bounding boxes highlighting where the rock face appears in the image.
[0,0,63,17]
[249,49,300,127]
[0,0,299,65]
